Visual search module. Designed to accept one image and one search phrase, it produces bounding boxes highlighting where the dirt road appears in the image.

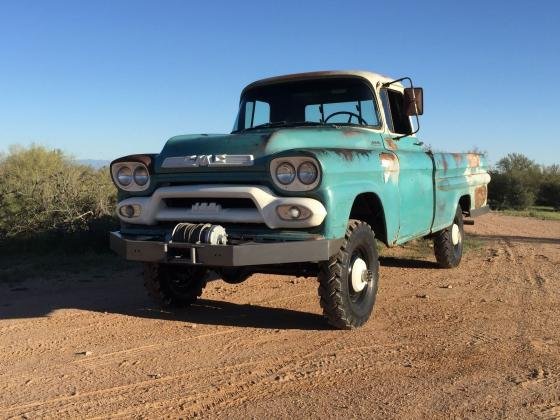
[1,213,559,419]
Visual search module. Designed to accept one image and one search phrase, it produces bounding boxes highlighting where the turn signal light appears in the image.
[276,205,312,221]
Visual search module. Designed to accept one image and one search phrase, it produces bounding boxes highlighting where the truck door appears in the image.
[380,88,434,242]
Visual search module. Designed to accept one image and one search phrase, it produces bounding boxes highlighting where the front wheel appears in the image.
[144,263,209,307]
[433,205,464,268]
[218,268,252,284]
[318,220,380,329]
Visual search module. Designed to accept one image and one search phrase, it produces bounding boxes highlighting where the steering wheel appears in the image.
[324,111,367,125]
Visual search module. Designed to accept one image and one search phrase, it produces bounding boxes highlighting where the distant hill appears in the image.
[78,159,110,169]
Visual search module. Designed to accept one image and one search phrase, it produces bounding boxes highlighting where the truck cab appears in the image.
[110,70,490,329]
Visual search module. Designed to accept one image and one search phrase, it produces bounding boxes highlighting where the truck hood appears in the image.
[155,126,381,173]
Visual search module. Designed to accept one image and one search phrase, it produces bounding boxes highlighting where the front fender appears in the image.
[309,149,400,243]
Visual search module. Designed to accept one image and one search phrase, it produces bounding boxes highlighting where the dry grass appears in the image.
[0,145,117,252]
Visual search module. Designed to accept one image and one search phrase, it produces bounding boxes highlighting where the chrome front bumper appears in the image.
[116,184,327,229]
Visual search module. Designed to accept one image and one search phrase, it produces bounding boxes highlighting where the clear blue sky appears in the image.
[1,0,559,165]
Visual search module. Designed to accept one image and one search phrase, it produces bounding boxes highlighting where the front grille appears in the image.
[163,197,257,210]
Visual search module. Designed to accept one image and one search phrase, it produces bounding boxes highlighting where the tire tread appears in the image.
[318,220,378,329]
[143,263,207,307]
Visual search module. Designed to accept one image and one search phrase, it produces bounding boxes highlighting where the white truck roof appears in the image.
[243,70,402,93]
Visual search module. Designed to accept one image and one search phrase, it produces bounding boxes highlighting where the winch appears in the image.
[171,223,228,245]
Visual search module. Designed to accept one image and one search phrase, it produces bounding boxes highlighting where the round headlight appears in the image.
[297,161,318,185]
[133,166,149,186]
[276,162,296,185]
[117,166,133,186]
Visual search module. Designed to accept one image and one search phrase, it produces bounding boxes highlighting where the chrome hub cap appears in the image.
[451,223,461,246]
[351,257,368,293]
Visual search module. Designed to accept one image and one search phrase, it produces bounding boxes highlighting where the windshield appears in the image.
[233,77,380,132]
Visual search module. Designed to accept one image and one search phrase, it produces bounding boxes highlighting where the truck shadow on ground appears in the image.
[379,257,439,269]
[1,253,446,328]
[0,276,330,330]
[136,299,331,330]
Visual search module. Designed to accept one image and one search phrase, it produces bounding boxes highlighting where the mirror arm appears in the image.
[384,77,421,115]
[382,76,414,88]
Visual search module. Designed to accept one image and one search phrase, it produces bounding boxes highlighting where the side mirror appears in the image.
[404,87,423,116]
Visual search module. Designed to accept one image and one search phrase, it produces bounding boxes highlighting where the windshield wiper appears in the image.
[242,121,329,131]
[247,121,290,130]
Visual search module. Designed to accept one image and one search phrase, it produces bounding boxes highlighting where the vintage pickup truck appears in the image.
[109,70,490,329]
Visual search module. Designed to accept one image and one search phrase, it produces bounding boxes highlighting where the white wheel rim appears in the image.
[451,224,461,246]
[351,258,368,292]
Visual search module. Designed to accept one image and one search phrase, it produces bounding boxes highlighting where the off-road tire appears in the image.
[433,205,464,268]
[143,263,209,307]
[218,268,252,284]
[318,220,379,329]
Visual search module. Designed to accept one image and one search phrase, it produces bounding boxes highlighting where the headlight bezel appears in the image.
[111,161,151,192]
[270,156,321,192]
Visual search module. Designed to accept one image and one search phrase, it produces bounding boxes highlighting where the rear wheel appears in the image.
[144,263,209,307]
[433,205,464,268]
[318,220,379,329]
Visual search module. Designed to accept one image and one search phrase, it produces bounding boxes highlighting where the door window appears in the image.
[381,89,412,135]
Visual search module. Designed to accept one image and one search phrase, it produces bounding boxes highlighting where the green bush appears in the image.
[488,153,557,211]
[538,180,560,210]
[488,171,507,209]
[504,173,535,210]
[0,145,117,252]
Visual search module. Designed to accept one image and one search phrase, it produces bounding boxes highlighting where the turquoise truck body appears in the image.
[109,70,490,268]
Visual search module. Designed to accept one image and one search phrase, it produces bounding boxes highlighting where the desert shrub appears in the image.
[489,153,541,210]
[488,171,508,209]
[503,173,535,210]
[0,145,117,252]
[538,180,560,210]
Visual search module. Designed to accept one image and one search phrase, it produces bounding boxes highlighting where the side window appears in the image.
[381,89,412,135]
[244,100,270,128]
[380,90,394,132]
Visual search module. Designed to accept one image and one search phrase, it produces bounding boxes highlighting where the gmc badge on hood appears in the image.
[162,154,254,168]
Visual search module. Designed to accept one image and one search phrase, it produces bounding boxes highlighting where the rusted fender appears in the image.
[431,152,490,232]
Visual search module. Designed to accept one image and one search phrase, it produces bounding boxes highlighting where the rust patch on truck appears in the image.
[316,148,370,162]
[336,149,355,161]
[318,148,371,161]
[474,185,487,208]
[385,138,398,150]
[467,153,481,168]
[380,152,399,183]
[451,153,463,166]
[441,155,449,172]
[341,128,362,137]
[379,152,398,163]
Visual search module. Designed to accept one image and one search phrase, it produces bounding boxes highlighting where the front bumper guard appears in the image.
[109,231,342,267]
